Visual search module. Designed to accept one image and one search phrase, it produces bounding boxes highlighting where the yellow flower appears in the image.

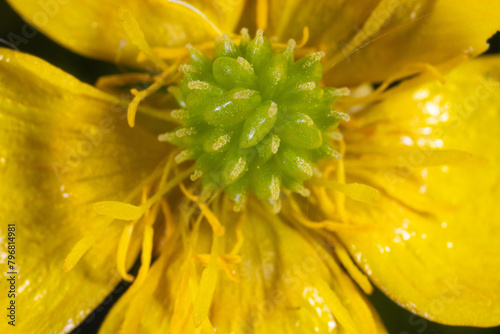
[1,1,500,333]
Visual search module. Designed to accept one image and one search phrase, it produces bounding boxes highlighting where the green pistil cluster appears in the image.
[163,30,348,211]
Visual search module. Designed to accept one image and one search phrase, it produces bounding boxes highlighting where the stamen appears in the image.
[322,234,378,334]
[133,224,154,287]
[127,59,182,128]
[115,153,175,283]
[137,46,187,62]
[339,62,446,108]
[63,218,115,272]
[284,195,371,231]
[344,149,486,168]
[119,7,169,71]
[96,73,153,90]
[93,201,144,221]
[334,243,373,295]
[335,139,348,223]
[179,184,225,236]
[296,26,310,48]
[117,221,136,282]
[271,27,310,54]
[159,152,176,195]
[194,254,242,281]
[314,280,359,334]
[120,243,173,334]
[116,186,150,282]
[312,186,336,217]
[64,159,168,271]
[229,214,245,256]
[160,199,175,242]
[170,251,194,332]
[193,232,220,328]
[92,167,194,222]
[125,161,176,290]
[310,179,380,205]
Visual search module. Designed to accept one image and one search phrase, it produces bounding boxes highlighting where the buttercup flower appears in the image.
[1,1,500,333]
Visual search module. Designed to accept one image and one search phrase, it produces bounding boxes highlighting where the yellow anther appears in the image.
[193,232,220,328]
[117,221,136,282]
[119,7,169,71]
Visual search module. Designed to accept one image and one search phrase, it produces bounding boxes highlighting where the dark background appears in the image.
[1,1,500,333]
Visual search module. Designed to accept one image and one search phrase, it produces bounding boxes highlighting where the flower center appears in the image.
[162,30,349,211]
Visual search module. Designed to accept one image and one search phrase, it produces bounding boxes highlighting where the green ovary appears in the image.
[162,30,348,211]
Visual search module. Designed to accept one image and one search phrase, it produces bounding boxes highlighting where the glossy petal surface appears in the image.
[265,0,500,86]
[100,205,386,333]
[6,0,246,67]
[324,0,500,86]
[0,48,166,333]
[340,56,500,326]
[267,0,379,47]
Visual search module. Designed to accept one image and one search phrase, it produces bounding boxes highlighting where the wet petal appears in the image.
[324,0,500,86]
[267,0,379,47]
[340,56,500,326]
[0,48,166,333]
[6,0,246,66]
[100,204,386,333]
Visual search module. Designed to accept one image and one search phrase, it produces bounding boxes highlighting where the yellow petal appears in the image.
[266,0,380,48]
[100,204,387,333]
[0,48,166,333]
[93,201,146,220]
[339,55,500,326]
[324,0,500,86]
[6,0,246,66]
